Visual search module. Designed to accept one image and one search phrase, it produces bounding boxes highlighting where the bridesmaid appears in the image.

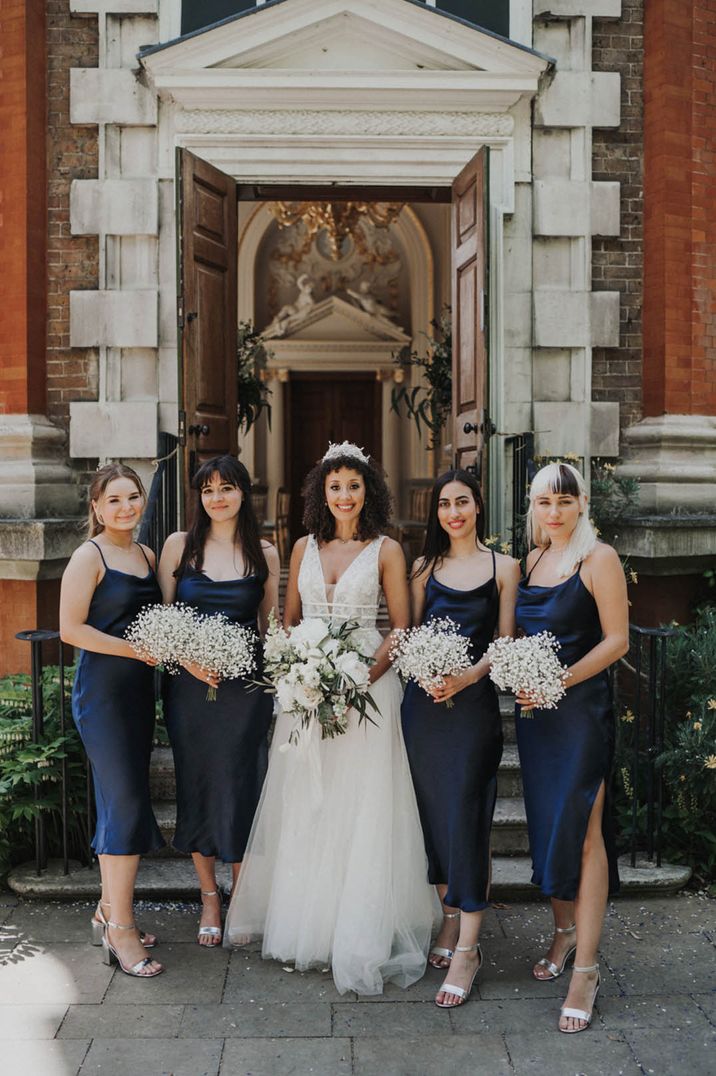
[515,462,628,1033]
[60,463,164,978]
[401,469,520,1009]
[158,455,278,946]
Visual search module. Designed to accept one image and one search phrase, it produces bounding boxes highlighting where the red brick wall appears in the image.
[0,579,61,676]
[642,0,716,417]
[46,1,99,428]
[0,0,47,415]
[591,0,644,431]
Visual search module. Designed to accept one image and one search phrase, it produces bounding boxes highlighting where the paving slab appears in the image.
[495,899,623,941]
[353,1033,513,1075]
[4,901,98,945]
[58,1002,184,1039]
[611,892,716,934]
[624,1026,716,1076]
[449,996,569,1034]
[0,1003,68,1040]
[605,930,716,995]
[692,991,716,1027]
[332,1000,448,1036]
[79,1036,223,1076]
[3,1038,89,1076]
[179,1000,332,1038]
[506,1028,641,1075]
[476,937,621,999]
[596,992,713,1031]
[219,1036,352,1074]
[104,942,229,1004]
[0,943,113,1004]
[223,950,348,1004]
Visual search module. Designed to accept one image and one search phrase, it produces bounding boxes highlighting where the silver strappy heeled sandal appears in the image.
[560,963,600,1033]
[533,923,576,980]
[91,899,157,948]
[434,942,483,1008]
[102,921,164,977]
[197,889,223,947]
[428,910,460,968]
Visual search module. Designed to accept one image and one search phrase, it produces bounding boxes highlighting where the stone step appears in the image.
[7,855,692,902]
[497,745,522,798]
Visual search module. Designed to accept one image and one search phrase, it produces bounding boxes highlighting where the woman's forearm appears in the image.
[566,634,628,689]
[61,623,137,659]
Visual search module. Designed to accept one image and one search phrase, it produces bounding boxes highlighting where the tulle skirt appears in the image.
[224,663,435,995]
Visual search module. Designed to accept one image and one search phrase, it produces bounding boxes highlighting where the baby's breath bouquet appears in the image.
[125,604,257,701]
[389,617,472,708]
[258,612,378,747]
[486,631,570,713]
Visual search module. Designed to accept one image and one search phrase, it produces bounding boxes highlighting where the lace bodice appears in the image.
[298,534,385,648]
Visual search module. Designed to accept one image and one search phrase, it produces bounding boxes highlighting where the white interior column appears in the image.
[266,369,288,516]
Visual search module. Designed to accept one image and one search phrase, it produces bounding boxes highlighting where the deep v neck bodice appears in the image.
[298,534,385,643]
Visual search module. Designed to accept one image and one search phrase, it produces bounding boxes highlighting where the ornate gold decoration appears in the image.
[268,201,403,261]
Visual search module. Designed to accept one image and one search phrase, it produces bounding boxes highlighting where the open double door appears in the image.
[176,145,492,513]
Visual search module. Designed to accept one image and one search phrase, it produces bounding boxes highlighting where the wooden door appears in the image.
[452,146,492,484]
[286,374,382,540]
[177,148,238,504]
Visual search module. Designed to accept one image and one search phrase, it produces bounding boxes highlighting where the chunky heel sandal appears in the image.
[533,923,576,980]
[435,942,483,1009]
[197,889,223,947]
[102,921,164,978]
[560,963,600,1033]
[91,899,157,948]
[428,910,460,969]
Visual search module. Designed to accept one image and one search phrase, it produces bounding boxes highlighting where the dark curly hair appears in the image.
[412,469,486,578]
[302,451,393,543]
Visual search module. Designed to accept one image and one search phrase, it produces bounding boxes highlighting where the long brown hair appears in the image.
[412,469,486,578]
[175,455,268,582]
[87,463,146,538]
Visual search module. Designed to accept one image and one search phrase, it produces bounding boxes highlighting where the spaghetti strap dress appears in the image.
[163,568,272,863]
[401,550,503,911]
[71,540,164,855]
[515,552,620,900]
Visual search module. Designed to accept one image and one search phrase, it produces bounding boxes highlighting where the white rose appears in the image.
[334,651,370,690]
[276,679,297,713]
[293,682,323,711]
[297,659,322,689]
[289,619,328,650]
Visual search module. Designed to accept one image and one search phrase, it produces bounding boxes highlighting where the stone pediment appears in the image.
[263,295,410,343]
[140,0,552,111]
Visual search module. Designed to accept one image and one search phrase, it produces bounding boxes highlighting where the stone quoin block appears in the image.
[533,401,619,458]
[70,69,157,126]
[533,181,620,237]
[70,290,158,348]
[590,182,620,237]
[590,292,620,348]
[534,292,590,348]
[533,0,622,16]
[71,0,158,11]
[69,401,158,459]
[70,180,159,236]
[535,72,621,129]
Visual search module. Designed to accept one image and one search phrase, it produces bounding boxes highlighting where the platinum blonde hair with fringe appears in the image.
[525,462,598,577]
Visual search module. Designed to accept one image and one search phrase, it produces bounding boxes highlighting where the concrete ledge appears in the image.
[615,515,716,572]
[0,519,85,579]
[7,855,690,902]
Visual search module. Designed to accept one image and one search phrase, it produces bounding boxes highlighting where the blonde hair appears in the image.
[525,462,597,577]
[87,463,146,537]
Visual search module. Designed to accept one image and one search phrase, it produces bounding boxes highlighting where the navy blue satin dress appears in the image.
[163,568,272,863]
[515,556,620,900]
[71,541,164,855]
[401,552,503,912]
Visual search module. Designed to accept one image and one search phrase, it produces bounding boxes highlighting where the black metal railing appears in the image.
[612,623,678,867]
[138,432,180,558]
[505,432,535,558]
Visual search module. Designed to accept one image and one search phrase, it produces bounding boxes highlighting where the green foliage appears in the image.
[614,611,716,884]
[0,666,90,878]
[391,308,452,448]
[237,320,273,435]
[589,459,640,543]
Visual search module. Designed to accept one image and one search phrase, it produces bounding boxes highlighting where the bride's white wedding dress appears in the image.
[224,534,435,995]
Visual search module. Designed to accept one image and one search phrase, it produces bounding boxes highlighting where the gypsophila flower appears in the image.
[124,603,198,673]
[704,755,716,770]
[486,632,570,713]
[389,618,472,709]
[257,612,378,746]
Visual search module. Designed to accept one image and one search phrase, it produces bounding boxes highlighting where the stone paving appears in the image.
[1,891,714,1076]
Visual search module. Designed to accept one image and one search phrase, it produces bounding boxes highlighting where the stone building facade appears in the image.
[0,0,714,673]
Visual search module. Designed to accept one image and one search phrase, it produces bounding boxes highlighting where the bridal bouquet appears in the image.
[389,617,472,708]
[260,613,378,745]
[486,631,570,713]
[125,603,257,701]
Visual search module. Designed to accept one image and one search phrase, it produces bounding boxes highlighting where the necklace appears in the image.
[334,535,357,545]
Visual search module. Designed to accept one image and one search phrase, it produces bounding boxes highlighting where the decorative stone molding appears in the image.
[0,415,80,519]
[619,416,716,514]
[0,520,84,582]
[177,110,515,139]
[71,179,159,237]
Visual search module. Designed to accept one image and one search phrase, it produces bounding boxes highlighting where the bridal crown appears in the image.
[322,441,371,466]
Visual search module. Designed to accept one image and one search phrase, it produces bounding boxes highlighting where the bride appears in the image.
[224,442,435,994]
